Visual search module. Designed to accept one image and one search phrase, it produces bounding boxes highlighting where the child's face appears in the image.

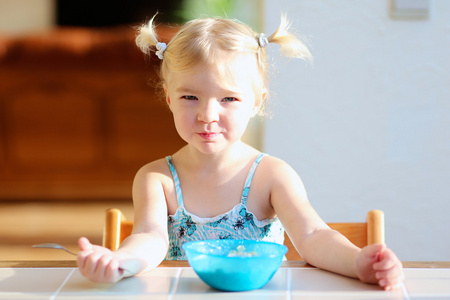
[164,54,263,155]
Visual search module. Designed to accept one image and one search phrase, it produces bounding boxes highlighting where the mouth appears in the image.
[198,132,220,140]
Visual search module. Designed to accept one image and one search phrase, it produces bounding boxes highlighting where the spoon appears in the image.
[32,243,141,276]
[32,243,78,256]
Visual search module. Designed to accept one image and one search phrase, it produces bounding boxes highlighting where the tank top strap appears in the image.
[241,153,267,205]
[166,156,183,206]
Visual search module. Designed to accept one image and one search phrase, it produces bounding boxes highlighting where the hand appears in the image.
[77,237,130,283]
[355,244,404,290]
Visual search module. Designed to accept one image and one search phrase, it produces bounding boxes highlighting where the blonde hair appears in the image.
[136,14,311,114]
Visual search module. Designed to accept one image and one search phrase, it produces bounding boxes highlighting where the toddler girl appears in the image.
[77,15,404,290]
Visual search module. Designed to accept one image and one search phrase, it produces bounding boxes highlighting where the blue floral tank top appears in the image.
[165,153,285,260]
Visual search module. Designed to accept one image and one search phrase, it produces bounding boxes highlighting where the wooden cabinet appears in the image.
[0,26,184,200]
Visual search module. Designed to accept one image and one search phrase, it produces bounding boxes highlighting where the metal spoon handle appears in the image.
[32,243,78,256]
[32,242,138,275]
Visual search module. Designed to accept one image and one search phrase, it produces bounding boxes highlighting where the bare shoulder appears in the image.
[132,158,173,202]
[259,155,302,182]
[258,155,308,200]
[134,158,170,179]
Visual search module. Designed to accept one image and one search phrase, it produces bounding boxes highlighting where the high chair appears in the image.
[103,208,384,261]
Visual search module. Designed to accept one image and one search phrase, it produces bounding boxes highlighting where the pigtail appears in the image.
[135,14,160,55]
[267,14,312,61]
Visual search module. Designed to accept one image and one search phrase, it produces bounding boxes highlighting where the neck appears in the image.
[177,141,252,172]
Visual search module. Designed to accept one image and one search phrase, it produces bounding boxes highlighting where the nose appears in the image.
[197,99,219,123]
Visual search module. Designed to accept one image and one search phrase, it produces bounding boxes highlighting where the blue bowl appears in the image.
[182,240,287,292]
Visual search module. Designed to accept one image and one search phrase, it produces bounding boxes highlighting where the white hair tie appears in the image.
[155,42,167,60]
[258,33,269,48]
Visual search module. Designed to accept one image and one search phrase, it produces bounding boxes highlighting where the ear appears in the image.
[261,87,268,103]
[252,88,267,117]
[163,83,171,106]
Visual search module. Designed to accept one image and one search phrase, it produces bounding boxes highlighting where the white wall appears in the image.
[263,0,450,261]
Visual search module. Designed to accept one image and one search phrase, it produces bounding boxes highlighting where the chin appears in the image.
[192,143,226,155]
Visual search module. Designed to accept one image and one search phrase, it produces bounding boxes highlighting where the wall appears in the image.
[263,0,450,261]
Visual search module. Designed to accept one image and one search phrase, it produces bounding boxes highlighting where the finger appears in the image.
[82,251,104,279]
[373,248,400,271]
[380,274,405,291]
[361,243,386,262]
[78,237,93,252]
[377,262,405,290]
[105,259,124,283]
[93,254,114,280]
[369,243,386,254]
[376,260,403,280]
[76,246,94,274]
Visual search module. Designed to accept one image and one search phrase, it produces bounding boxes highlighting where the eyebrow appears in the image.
[175,86,243,95]
[176,87,198,94]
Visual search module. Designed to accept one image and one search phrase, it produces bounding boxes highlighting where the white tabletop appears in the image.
[1,266,449,299]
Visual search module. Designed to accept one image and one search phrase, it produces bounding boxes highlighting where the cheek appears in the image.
[172,111,188,127]
[240,102,258,119]
[172,117,190,143]
[172,110,194,135]
[226,109,254,131]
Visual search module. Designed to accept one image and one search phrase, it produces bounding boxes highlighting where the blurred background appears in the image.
[0,0,448,262]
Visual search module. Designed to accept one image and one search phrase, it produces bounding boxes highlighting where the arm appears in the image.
[268,157,403,290]
[77,160,170,283]
[268,158,358,275]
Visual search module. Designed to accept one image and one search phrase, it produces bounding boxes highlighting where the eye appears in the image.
[181,95,198,100]
[222,97,238,102]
